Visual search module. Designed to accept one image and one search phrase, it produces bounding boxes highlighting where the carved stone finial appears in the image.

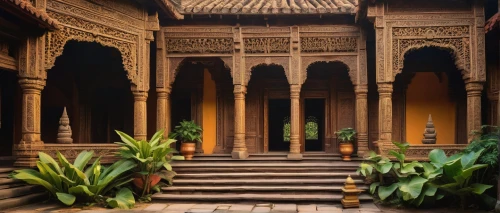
[422,114,437,144]
[341,175,363,208]
[57,107,73,144]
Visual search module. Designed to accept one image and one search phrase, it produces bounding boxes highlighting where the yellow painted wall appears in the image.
[202,69,217,154]
[405,72,456,144]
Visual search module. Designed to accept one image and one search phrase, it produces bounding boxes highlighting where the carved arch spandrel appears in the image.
[45,26,139,86]
[167,57,233,87]
[393,40,470,80]
[244,56,291,86]
[301,56,358,85]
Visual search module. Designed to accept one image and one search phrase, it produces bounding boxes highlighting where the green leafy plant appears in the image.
[169,120,202,143]
[357,142,443,207]
[10,151,136,209]
[115,129,184,202]
[465,125,499,168]
[429,149,493,209]
[334,128,356,143]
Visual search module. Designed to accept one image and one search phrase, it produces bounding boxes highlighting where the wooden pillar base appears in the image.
[231,150,249,159]
[287,153,303,160]
[13,142,44,167]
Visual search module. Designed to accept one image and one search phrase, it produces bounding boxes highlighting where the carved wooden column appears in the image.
[466,82,483,141]
[133,91,148,140]
[355,85,369,156]
[232,84,248,159]
[156,86,171,134]
[15,78,45,167]
[377,83,393,152]
[288,84,302,159]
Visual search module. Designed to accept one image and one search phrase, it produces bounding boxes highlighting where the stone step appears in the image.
[152,193,372,202]
[184,156,364,161]
[172,162,361,168]
[0,183,25,190]
[175,172,361,179]
[0,185,42,200]
[173,167,358,173]
[0,192,47,210]
[162,185,369,192]
[0,178,21,185]
[0,168,15,174]
[173,178,364,185]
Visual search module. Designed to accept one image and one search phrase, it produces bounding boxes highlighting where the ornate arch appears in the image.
[44,25,138,86]
[167,57,233,86]
[393,40,469,79]
[301,56,358,85]
[244,56,290,85]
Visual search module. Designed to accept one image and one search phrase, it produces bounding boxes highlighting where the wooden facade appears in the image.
[0,0,495,167]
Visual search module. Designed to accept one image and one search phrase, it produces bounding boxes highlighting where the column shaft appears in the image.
[355,85,369,156]
[377,83,393,152]
[466,82,483,142]
[156,88,171,135]
[288,84,302,159]
[232,85,248,159]
[133,91,148,140]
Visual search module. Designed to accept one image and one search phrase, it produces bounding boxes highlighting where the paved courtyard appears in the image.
[2,202,489,213]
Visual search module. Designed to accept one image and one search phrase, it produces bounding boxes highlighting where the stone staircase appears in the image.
[0,167,46,210]
[152,153,372,203]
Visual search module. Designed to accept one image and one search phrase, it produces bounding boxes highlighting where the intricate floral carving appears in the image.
[300,37,357,53]
[244,38,290,54]
[166,38,233,54]
[392,26,469,37]
[380,142,467,161]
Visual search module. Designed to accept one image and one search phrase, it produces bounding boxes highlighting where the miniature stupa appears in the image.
[56,107,73,144]
[422,114,437,144]
[341,175,364,208]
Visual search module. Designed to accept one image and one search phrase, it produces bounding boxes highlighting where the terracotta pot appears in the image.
[339,143,354,161]
[132,173,161,194]
[180,142,196,160]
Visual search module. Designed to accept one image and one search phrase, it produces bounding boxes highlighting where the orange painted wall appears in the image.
[405,73,456,144]
[202,69,217,154]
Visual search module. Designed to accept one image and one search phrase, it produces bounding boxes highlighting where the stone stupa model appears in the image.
[56,107,73,144]
[341,175,364,208]
[422,114,437,144]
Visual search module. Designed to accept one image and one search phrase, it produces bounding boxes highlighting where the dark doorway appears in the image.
[304,99,324,151]
[0,69,17,157]
[268,99,291,152]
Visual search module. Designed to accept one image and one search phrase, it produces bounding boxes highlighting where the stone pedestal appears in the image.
[232,85,248,159]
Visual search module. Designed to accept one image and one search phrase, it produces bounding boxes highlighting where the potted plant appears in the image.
[169,120,202,160]
[335,127,357,161]
[115,130,184,202]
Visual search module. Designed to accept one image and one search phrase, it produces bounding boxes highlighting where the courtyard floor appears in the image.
[2,202,490,213]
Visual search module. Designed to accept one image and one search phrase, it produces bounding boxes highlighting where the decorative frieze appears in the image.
[244,38,290,54]
[392,26,470,38]
[165,38,233,54]
[300,37,357,53]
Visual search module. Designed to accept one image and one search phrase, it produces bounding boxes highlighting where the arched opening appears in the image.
[247,64,289,153]
[41,41,134,144]
[0,69,20,163]
[303,62,354,153]
[394,47,467,144]
[170,58,232,154]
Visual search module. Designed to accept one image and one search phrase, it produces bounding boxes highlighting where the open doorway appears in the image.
[304,99,324,152]
[0,69,17,158]
[268,99,291,152]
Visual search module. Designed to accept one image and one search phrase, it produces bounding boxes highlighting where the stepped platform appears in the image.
[0,167,47,210]
[152,153,371,203]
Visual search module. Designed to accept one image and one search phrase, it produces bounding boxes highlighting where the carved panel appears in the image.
[244,38,290,54]
[337,92,355,130]
[300,37,357,53]
[166,38,233,54]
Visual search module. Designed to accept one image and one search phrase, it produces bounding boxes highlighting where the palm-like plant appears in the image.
[10,151,136,209]
[114,129,184,201]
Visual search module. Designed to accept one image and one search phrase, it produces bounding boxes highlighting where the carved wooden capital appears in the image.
[290,85,301,98]
[354,85,369,95]
[156,87,171,98]
[377,83,393,95]
[465,82,484,95]
[132,91,148,101]
[234,85,247,99]
[18,78,46,92]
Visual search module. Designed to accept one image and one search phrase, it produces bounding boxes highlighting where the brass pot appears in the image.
[180,142,196,160]
[339,143,354,161]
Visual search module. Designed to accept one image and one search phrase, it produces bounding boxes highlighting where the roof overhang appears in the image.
[1,0,60,30]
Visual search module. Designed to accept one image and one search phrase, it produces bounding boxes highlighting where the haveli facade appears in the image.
[0,0,497,167]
